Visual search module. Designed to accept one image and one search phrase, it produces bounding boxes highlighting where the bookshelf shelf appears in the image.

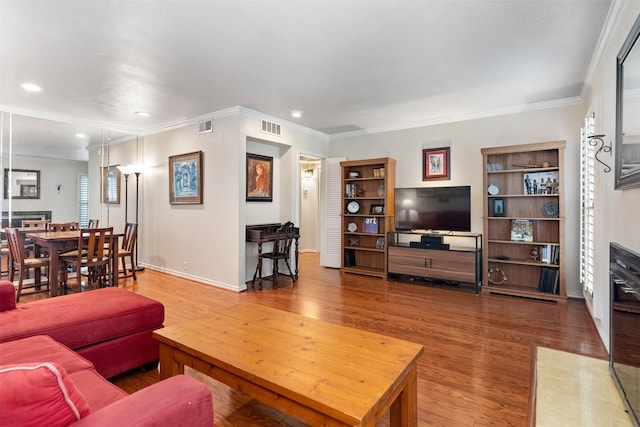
[481,141,566,303]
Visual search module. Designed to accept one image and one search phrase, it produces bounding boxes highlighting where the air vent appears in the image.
[198,119,213,134]
[261,119,282,136]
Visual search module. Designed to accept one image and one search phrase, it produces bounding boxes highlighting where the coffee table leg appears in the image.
[158,343,184,380]
[390,364,418,427]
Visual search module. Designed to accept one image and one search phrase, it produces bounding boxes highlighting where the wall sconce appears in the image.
[304,169,314,179]
[588,134,612,173]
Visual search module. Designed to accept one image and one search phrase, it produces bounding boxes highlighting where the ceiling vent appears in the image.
[198,119,213,134]
[261,119,282,137]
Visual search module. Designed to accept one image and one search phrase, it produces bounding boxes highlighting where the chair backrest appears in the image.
[5,228,26,266]
[272,221,296,257]
[79,227,114,265]
[46,222,79,232]
[22,220,49,229]
[87,219,99,228]
[121,223,138,252]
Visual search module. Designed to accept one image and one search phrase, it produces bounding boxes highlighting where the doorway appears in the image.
[299,155,321,253]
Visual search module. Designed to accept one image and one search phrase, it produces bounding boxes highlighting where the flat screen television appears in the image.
[394,186,471,232]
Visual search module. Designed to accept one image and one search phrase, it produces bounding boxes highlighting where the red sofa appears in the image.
[0,335,213,426]
[0,282,163,378]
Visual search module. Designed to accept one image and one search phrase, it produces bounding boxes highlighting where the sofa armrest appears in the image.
[74,375,213,426]
[0,281,16,312]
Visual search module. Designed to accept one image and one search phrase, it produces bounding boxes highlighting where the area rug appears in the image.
[535,347,633,427]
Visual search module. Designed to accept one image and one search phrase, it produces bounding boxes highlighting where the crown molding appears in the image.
[330,97,585,140]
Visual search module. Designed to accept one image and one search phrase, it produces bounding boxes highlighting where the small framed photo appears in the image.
[246,153,273,202]
[348,171,361,178]
[491,198,505,217]
[169,151,203,205]
[370,204,384,215]
[422,147,450,181]
[524,171,559,195]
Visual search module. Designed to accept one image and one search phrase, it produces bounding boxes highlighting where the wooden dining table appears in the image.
[27,230,120,297]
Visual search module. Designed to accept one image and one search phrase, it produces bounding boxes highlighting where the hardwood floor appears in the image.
[30,253,607,426]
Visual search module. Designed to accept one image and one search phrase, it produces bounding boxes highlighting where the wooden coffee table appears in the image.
[153,302,424,426]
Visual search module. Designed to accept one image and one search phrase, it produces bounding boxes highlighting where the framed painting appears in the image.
[101,165,120,204]
[169,151,203,205]
[246,153,273,202]
[422,147,450,181]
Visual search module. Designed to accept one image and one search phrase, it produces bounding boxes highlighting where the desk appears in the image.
[246,223,300,283]
[155,302,424,426]
[27,231,120,297]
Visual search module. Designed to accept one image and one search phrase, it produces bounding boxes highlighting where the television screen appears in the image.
[394,186,471,232]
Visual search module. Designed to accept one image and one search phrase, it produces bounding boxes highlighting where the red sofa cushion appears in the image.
[0,335,93,374]
[0,287,164,349]
[0,362,91,427]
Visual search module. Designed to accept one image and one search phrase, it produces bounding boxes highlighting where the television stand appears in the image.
[387,230,482,293]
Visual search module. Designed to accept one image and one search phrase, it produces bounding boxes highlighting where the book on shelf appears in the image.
[538,267,559,293]
[540,244,559,265]
[363,217,379,233]
[510,219,533,242]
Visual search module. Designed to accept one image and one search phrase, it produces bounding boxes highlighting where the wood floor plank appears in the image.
[19,253,605,426]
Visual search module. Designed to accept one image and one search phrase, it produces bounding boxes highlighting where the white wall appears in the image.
[300,162,320,253]
[584,1,640,351]
[90,108,329,292]
[2,155,87,221]
[330,105,585,297]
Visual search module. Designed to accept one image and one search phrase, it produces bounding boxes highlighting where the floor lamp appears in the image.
[132,167,144,272]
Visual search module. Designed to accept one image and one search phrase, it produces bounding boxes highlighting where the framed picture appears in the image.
[511,219,533,242]
[491,198,505,217]
[422,147,450,181]
[246,153,273,202]
[4,168,41,200]
[370,204,384,215]
[101,165,120,204]
[169,151,203,205]
[523,171,559,195]
[348,171,360,178]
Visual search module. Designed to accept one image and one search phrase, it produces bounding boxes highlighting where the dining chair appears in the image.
[87,219,99,228]
[251,221,297,290]
[60,227,114,292]
[5,227,50,302]
[46,221,79,231]
[117,223,138,281]
[21,219,50,257]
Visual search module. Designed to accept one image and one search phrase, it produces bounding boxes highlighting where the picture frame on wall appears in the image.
[491,198,505,217]
[169,151,203,205]
[101,165,120,204]
[246,153,273,202]
[422,147,450,181]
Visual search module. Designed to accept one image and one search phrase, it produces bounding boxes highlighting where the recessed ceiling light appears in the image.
[21,83,42,92]
[135,111,151,117]
[290,109,304,118]
[75,133,87,138]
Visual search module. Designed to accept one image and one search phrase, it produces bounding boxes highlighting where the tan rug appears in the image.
[536,347,634,426]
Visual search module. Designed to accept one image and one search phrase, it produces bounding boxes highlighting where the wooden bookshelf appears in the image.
[340,158,395,278]
[481,141,566,303]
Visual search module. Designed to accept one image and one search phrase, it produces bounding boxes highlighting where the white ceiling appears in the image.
[0,0,614,161]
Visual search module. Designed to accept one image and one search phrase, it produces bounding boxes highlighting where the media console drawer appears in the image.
[388,246,477,284]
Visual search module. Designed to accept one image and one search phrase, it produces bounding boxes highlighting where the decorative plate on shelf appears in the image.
[487,185,500,195]
[347,222,358,232]
[541,202,559,218]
